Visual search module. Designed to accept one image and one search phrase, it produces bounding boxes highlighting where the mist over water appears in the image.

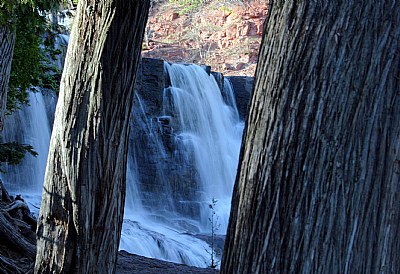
[1,63,244,268]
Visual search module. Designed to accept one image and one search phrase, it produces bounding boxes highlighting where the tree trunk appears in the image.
[0,26,15,133]
[34,1,150,273]
[222,1,400,273]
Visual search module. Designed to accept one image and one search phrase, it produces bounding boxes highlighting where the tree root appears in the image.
[0,180,37,273]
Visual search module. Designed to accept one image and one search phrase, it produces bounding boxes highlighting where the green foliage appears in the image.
[219,5,233,14]
[5,1,61,113]
[0,4,13,25]
[0,142,38,173]
[7,6,44,112]
[168,0,206,15]
[0,0,56,25]
[0,0,58,169]
[32,34,62,91]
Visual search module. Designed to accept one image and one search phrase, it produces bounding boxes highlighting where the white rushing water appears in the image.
[120,63,244,267]
[2,63,244,268]
[164,63,243,229]
[1,92,53,197]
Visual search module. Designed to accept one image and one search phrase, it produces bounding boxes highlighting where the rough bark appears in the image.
[0,26,15,133]
[35,1,150,273]
[222,1,400,273]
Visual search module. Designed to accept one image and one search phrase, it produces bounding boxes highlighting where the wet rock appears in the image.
[226,76,254,120]
[211,72,224,93]
[130,58,253,218]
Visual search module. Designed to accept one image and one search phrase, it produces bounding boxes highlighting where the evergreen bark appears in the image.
[35,1,150,273]
[0,26,15,133]
[222,1,400,273]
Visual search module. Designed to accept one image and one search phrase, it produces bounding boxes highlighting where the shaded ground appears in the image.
[117,251,219,274]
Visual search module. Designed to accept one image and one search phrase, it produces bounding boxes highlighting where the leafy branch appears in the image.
[0,142,38,173]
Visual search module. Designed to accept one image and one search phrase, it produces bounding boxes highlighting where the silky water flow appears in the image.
[1,63,244,268]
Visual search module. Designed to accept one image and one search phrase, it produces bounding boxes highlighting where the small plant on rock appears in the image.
[207,197,221,269]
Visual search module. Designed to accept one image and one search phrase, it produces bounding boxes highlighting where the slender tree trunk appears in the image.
[0,26,15,133]
[222,1,400,273]
[35,1,150,273]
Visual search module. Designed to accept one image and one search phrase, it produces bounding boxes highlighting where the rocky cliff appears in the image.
[143,0,268,76]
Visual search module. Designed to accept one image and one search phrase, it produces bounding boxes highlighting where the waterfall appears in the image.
[1,91,54,210]
[121,63,244,267]
[2,63,244,269]
[1,91,53,193]
[163,63,243,229]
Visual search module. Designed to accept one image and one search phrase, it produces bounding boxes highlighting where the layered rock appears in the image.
[143,1,268,76]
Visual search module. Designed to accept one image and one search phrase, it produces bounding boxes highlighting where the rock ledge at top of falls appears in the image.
[138,57,253,121]
[117,251,219,274]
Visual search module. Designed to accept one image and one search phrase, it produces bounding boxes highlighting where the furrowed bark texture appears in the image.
[222,1,400,273]
[0,26,15,133]
[35,1,150,273]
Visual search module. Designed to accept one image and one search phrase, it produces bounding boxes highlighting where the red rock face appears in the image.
[163,12,179,21]
[142,0,268,76]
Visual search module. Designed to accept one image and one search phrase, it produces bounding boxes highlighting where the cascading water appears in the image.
[1,91,54,209]
[120,62,244,268]
[163,63,243,228]
[1,61,244,269]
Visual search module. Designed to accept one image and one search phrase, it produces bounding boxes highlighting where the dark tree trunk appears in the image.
[222,1,400,273]
[34,1,150,273]
[0,26,15,133]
